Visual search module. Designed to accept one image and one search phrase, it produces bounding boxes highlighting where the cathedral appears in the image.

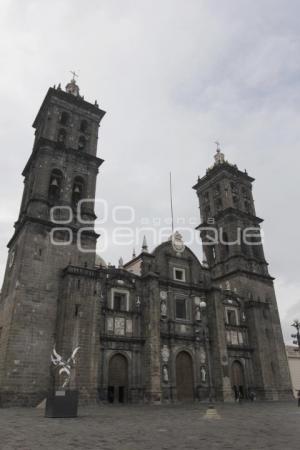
[0,78,292,406]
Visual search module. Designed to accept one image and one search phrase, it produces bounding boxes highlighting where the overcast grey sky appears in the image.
[0,0,299,342]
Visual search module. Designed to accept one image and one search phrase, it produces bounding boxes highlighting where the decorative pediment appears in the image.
[223,297,240,307]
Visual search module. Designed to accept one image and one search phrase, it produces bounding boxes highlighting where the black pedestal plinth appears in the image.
[45,390,79,418]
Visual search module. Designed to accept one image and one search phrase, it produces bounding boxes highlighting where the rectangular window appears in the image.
[173,268,186,282]
[176,298,187,319]
[227,329,245,346]
[113,293,126,311]
[226,309,238,326]
[111,289,129,311]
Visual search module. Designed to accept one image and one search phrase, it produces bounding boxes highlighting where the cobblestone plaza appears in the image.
[0,402,299,450]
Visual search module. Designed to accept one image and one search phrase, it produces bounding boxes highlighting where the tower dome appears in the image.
[95,254,107,268]
[214,141,225,165]
[65,72,80,97]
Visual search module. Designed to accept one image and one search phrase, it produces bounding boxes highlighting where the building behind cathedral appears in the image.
[0,79,292,406]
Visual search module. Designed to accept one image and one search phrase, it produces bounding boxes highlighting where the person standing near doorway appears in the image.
[233,385,238,402]
[248,388,256,402]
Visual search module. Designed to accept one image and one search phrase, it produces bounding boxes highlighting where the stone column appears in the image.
[142,272,161,403]
[208,288,232,401]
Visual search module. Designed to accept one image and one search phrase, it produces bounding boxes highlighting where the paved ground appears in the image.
[0,402,299,450]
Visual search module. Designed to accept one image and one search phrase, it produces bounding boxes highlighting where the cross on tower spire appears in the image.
[66,71,80,97]
[214,140,221,152]
[213,141,225,164]
[70,70,78,81]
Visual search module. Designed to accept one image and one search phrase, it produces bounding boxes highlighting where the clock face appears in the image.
[171,231,185,254]
[160,291,167,300]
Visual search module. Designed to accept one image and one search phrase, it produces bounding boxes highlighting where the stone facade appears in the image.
[0,82,293,406]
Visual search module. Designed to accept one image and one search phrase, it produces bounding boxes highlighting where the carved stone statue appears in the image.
[163,365,169,382]
[200,366,206,383]
[161,300,167,317]
[51,346,80,389]
[171,231,185,254]
[195,306,201,322]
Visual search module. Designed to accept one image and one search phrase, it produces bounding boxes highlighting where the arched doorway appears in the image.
[108,354,128,403]
[176,351,194,401]
[231,360,245,399]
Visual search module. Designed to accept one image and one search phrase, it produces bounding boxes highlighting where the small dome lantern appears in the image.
[65,71,80,97]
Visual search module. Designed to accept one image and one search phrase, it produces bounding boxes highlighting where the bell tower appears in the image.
[193,145,292,400]
[0,77,106,405]
[194,144,268,279]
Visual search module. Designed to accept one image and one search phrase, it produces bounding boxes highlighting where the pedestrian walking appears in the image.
[233,385,239,402]
[249,390,256,402]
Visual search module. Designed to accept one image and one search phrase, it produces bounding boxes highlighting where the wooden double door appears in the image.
[108,354,128,403]
[176,351,194,401]
[231,360,246,399]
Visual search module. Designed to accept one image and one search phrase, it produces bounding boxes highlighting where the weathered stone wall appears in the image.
[0,222,89,405]
[0,85,105,406]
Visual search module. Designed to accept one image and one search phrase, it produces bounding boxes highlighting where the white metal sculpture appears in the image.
[51,346,80,389]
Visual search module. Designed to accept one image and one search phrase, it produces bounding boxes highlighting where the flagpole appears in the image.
[170,172,174,234]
